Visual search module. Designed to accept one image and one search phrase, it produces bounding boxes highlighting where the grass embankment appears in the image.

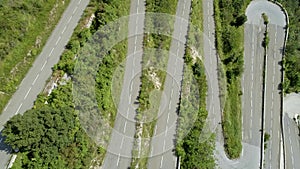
[3,0,131,168]
[214,0,250,159]
[175,0,215,168]
[0,0,71,113]
[130,0,178,168]
[275,0,300,93]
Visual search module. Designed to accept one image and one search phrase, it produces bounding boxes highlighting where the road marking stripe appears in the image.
[24,87,32,99]
[116,153,121,166]
[15,103,23,115]
[78,0,81,5]
[49,47,55,56]
[154,125,157,136]
[160,156,164,168]
[4,100,11,112]
[32,74,40,85]
[123,121,127,133]
[126,107,129,118]
[41,60,47,71]
[151,146,153,156]
[165,126,168,136]
[73,6,78,14]
[62,26,67,34]
[55,36,61,46]
[68,15,72,23]
[120,137,124,149]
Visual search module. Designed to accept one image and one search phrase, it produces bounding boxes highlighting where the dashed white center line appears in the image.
[126,107,129,118]
[130,82,133,92]
[4,100,11,112]
[24,87,32,99]
[73,6,78,14]
[151,146,154,156]
[32,74,40,85]
[41,60,47,71]
[62,26,67,34]
[120,137,124,149]
[160,156,164,169]
[55,37,61,46]
[49,48,55,56]
[123,121,127,133]
[15,103,23,115]
[78,0,81,5]
[68,15,73,23]
[116,153,121,166]
[167,113,170,124]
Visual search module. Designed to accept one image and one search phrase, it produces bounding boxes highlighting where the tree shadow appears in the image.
[0,131,12,154]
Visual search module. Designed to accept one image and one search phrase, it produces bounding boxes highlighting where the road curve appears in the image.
[0,0,89,168]
[215,0,287,169]
[245,1,286,169]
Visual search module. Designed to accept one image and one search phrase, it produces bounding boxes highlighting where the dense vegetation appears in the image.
[175,0,215,168]
[130,0,178,168]
[276,0,300,93]
[3,83,100,169]
[3,0,131,168]
[0,0,70,113]
[214,0,250,159]
[176,49,216,169]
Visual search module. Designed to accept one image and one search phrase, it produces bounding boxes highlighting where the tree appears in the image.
[231,14,247,27]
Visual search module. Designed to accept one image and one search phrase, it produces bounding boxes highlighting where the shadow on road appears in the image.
[0,131,12,154]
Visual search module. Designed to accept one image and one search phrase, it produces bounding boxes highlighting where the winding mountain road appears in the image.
[0,0,89,168]
[215,0,287,168]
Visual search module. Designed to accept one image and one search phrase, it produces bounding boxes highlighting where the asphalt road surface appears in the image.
[147,0,191,168]
[203,0,222,133]
[0,0,89,168]
[283,114,300,169]
[101,0,145,168]
[283,93,300,169]
[245,1,286,169]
